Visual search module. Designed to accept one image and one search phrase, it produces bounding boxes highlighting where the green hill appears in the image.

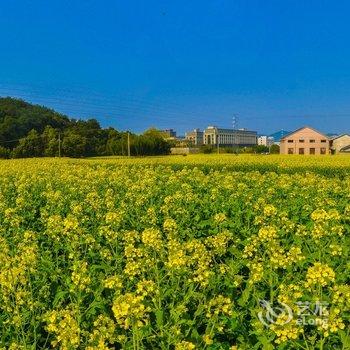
[0,97,70,144]
[0,97,171,158]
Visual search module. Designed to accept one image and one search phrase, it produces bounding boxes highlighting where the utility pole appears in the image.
[58,131,61,157]
[232,114,239,147]
[232,114,238,130]
[127,132,131,157]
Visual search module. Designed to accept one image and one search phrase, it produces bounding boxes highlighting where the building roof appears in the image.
[269,130,291,142]
[330,133,350,141]
[340,145,350,152]
[280,126,329,141]
[258,135,274,138]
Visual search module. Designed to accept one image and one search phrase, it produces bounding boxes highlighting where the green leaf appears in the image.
[53,290,69,307]
[340,330,350,349]
[155,309,163,328]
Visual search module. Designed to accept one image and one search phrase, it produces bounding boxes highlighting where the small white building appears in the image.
[257,135,274,147]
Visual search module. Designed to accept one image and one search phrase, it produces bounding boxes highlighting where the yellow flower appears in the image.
[175,341,196,350]
[70,260,91,292]
[214,213,227,224]
[112,293,150,329]
[305,262,335,289]
[87,315,116,348]
[203,334,213,345]
[263,204,277,217]
[103,275,123,289]
[330,244,342,256]
[258,226,277,241]
[141,228,163,250]
[270,315,303,344]
[44,307,80,349]
[248,262,264,284]
[206,295,233,318]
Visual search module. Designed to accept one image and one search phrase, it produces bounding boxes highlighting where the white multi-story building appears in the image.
[257,135,274,147]
[203,126,257,146]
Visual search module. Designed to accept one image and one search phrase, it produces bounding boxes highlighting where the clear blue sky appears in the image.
[1,0,350,135]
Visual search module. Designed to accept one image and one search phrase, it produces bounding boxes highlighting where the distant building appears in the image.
[269,130,291,146]
[185,128,204,146]
[162,129,177,138]
[327,133,340,139]
[257,135,274,147]
[330,134,350,154]
[280,126,330,155]
[204,126,257,146]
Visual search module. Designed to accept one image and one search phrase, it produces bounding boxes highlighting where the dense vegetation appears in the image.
[199,144,280,155]
[0,97,171,158]
[0,156,350,349]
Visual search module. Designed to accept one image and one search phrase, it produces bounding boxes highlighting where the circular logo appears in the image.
[258,300,293,327]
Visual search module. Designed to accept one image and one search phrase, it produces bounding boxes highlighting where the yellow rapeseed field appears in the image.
[0,155,350,349]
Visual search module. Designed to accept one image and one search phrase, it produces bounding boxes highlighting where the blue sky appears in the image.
[1,0,350,135]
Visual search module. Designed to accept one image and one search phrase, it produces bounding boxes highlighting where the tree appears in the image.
[42,125,58,156]
[0,97,70,148]
[0,98,172,158]
[69,118,104,156]
[105,129,128,155]
[0,146,10,159]
[254,145,269,154]
[62,131,87,157]
[270,144,280,154]
[12,129,43,158]
[200,145,215,154]
[138,128,171,155]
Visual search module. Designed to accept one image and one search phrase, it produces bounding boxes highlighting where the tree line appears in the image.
[0,97,171,158]
[199,144,280,154]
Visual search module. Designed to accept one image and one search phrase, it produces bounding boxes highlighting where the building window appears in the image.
[288,148,294,154]
[299,148,305,155]
[320,147,327,155]
[287,140,294,143]
[310,148,316,155]
[299,139,305,143]
[310,139,315,143]
[321,139,327,143]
